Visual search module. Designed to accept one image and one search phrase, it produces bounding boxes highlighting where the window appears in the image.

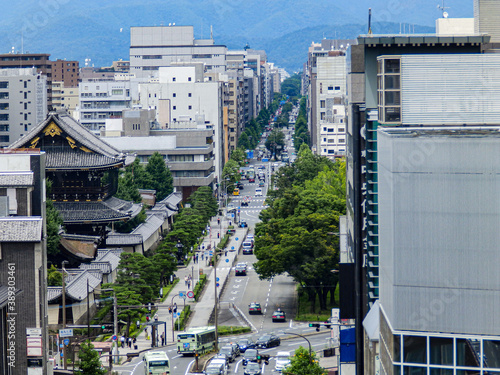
[24,103,27,110]
[112,89,123,95]
[0,125,9,131]
[0,135,9,142]
[173,93,176,97]
[188,105,192,110]
[188,77,192,81]
[0,82,8,89]
[188,93,192,97]
[320,100,326,108]
[173,106,176,110]
[0,114,9,121]
[321,112,325,120]
[335,86,340,90]
[338,128,345,132]
[172,77,176,82]
[328,86,333,91]
[339,139,345,143]
[24,92,27,99]
[0,103,8,110]
[24,125,28,131]
[323,127,327,131]
[0,92,9,99]
[24,81,27,88]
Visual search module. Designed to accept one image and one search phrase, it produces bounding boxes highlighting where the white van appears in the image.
[242,241,253,255]
[255,188,263,196]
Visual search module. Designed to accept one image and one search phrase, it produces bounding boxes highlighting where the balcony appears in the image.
[173,173,215,187]
[166,159,214,171]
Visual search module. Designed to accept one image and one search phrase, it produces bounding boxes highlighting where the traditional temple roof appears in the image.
[60,233,100,260]
[9,112,131,170]
[54,197,142,223]
[47,269,102,302]
[106,233,143,246]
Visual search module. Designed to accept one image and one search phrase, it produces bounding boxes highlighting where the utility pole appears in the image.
[113,291,118,364]
[61,260,68,370]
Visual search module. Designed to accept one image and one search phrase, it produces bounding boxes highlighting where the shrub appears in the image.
[174,305,191,331]
[193,274,207,301]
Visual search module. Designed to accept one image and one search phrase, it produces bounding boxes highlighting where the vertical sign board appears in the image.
[26,328,43,357]
[340,326,356,363]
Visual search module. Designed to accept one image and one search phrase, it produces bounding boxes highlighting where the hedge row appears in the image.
[193,274,207,301]
[174,304,191,331]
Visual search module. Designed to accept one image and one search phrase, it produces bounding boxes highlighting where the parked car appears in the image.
[219,345,237,363]
[272,309,286,322]
[255,334,280,348]
[243,349,259,366]
[248,302,262,315]
[235,263,248,276]
[243,362,262,375]
[238,338,255,353]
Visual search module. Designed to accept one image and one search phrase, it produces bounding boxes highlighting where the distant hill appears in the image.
[0,0,471,72]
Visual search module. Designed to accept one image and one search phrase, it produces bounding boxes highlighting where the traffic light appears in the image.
[168,307,172,314]
[173,305,177,314]
[101,324,106,329]
[309,323,321,332]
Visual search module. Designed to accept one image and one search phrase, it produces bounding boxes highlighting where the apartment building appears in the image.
[129,25,227,79]
[51,81,79,117]
[0,68,47,147]
[78,79,132,132]
[0,53,52,109]
[51,59,79,88]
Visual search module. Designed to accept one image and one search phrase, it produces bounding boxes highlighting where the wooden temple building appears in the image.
[9,111,142,259]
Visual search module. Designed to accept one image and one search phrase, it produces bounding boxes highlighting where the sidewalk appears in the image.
[122,212,248,354]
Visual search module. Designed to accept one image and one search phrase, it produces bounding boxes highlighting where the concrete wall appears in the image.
[378,127,500,335]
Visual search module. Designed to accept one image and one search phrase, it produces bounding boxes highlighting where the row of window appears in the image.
[322,138,345,143]
[172,105,193,110]
[322,127,345,133]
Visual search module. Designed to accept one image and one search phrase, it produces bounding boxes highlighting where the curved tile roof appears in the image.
[54,197,142,223]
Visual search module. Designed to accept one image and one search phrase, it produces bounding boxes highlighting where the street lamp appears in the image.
[280,331,313,364]
[175,240,184,263]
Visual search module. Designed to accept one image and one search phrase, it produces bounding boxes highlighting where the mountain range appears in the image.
[0,0,473,73]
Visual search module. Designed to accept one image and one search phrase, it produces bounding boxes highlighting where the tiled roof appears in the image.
[0,285,21,308]
[0,172,33,186]
[161,192,182,207]
[47,270,102,302]
[131,214,164,239]
[8,112,128,169]
[0,217,43,242]
[79,248,122,274]
[45,150,123,170]
[106,233,143,246]
[60,235,98,259]
[54,197,142,223]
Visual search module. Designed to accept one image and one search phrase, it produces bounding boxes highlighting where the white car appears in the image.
[255,188,263,196]
[275,351,291,372]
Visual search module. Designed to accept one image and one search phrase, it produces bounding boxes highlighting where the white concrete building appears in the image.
[138,66,224,184]
[130,25,227,79]
[0,68,47,147]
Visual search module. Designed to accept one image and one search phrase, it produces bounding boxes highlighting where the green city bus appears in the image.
[177,326,216,355]
[143,351,170,374]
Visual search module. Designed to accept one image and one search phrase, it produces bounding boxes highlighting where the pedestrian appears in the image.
[184,275,188,286]
[154,313,158,321]
[217,218,220,225]
[128,337,132,348]
[201,253,204,261]
[161,332,165,346]
[195,254,198,263]
[120,335,125,348]
[188,280,191,289]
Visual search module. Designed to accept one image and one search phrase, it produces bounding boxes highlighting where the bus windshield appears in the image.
[177,334,195,340]
[149,360,168,367]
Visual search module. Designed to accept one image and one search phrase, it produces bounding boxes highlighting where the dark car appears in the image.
[239,220,248,228]
[248,302,262,315]
[237,182,244,190]
[235,263,247,276]
[255,334,280,348]
[244,362,262,375]
[219,345,237,363]
[238,338,255,353]
[272,309,286,322]
[248,177,255,183]
[204,363,225,375]
[243,349,259,366]
[229,342,241,357]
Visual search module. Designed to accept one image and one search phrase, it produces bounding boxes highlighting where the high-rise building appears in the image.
[0,53,52,109]
[0,68,48,147]
[51,59,79,88]
[345,33,490,375]
[129,26,227,79]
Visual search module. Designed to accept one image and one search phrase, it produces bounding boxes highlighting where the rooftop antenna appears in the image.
[210,25,213,40]
[368,8,373,35]
[437,1,450,18]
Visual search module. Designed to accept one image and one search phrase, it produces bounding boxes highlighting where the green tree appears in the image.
[46,179,63,256]
[283,346,327,375]
[145,152,173,201]
[77,341,107,375]
[281,74,302,98]
[265,129,285,159]
[113,207,147,233]
[47,264,62,286]
[229,148,246,167]
[238,132,251,150]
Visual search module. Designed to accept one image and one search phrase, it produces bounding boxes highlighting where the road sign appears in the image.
[231,246,235,250]
[26,328,42,337]
[112,335,117,341]
[187,291,194,299]
[179,291,187,300]
[63,339,70,346]
[59,328,73,337]
[216,277,219,282]
[235,237,239,241]
[226,259,229,263]
[216,283,220,287]
[209,251,213,257]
